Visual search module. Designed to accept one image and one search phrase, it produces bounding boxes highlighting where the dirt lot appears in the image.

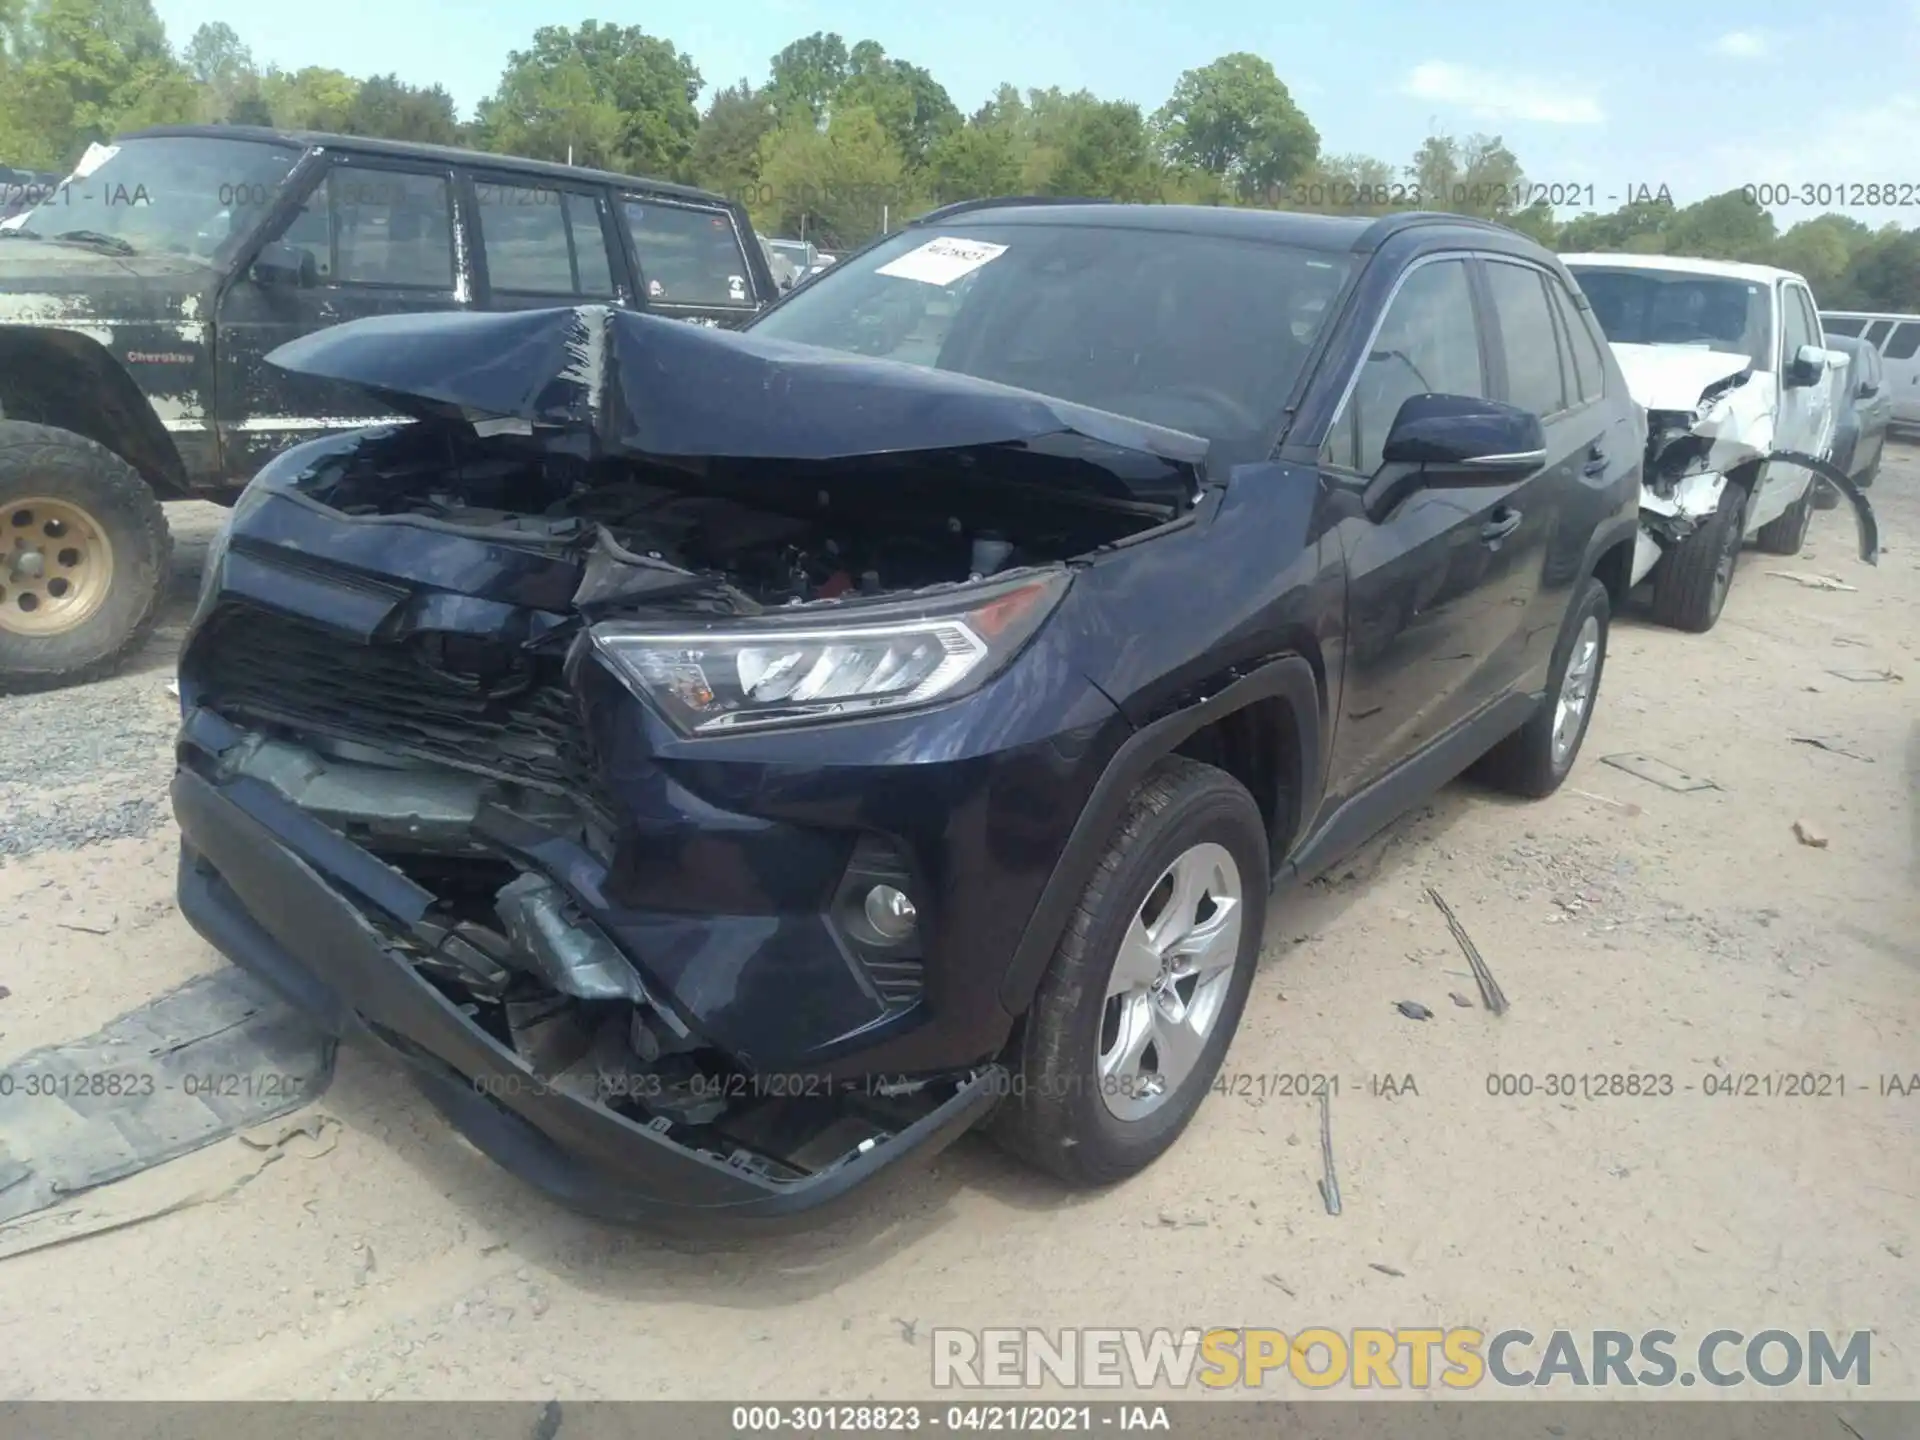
[0,451,1915,1402]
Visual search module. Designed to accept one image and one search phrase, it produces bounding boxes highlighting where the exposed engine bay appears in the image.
[292,417,1180,613]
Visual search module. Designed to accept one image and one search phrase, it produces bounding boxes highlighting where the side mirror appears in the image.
[1365,394,1546,522]
[1785,342,1831,389]
[251,240,316,289]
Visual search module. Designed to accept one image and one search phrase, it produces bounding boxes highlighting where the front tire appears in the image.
[1648,480,1747,633]
[0,422,171,691]
[992,757,1268,1187]
[1473,576,1609,798]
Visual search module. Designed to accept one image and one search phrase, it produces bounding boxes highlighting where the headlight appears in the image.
[590,571,1068,734]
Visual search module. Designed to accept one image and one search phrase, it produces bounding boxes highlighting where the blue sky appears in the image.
[152,0,1920,225]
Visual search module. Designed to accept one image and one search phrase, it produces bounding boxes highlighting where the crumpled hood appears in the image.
[264,302,1211,473]
[1608,342,1754,412]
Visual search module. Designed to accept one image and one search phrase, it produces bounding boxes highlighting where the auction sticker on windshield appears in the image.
[877,236,1009,287]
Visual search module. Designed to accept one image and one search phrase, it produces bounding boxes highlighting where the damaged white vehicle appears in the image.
[1564,254,1877,632]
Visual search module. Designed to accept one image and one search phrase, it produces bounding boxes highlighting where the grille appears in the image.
[192,604,604,803]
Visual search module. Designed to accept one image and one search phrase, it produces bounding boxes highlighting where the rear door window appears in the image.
[1546,279,1608,404]
[472,179,618,297]
[1865,319,1895,347]
[621,198,754,310]
[1823,316,1865,338]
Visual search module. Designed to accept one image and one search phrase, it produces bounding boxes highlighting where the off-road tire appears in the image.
[1754,484,1815,556]
[991,757,1268,1188]
[1472,577,1610,799]
[0,422,172,691]
[1648,481,1747,633]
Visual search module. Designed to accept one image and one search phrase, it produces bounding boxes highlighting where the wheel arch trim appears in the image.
[997,654,1322,1017]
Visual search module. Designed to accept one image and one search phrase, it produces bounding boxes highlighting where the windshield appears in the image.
[1568,265,1773,370]
[0,136,302,261]
[748,222,1352,456]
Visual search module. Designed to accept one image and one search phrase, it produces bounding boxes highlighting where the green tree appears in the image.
[925,121,1020,204]
[1832,226,1920,310]
[690,79,775,197]
[1660,188,1775,262]
[1408,132,1525,219]
[765,31,848,126]
[182,20,255,122]
[258,65,360,131]
[1556,198,1675,253]
[1154,52,1318,197]
[475,22,700,177]
[1279,152,1397,213]
[754,102,914,246]
[1773,214,1869,295]
[341,74,463,145]
[1040,95,1156,200]
[4,0,196,168]
[838,39,959,168]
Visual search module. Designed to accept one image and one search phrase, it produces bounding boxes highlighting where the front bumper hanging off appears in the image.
[171,724,1004,1230]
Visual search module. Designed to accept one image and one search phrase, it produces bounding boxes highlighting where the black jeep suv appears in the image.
[0,125,776,689]
[171,202,1642,1227]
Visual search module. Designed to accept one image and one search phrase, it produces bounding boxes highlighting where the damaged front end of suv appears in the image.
[171,303,1211,1226]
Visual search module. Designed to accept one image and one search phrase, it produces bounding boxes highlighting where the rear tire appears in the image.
[1473,577,1610,799]
[0,422,172,692]
[1648,481,1747,633]
[992,757,1268,1188]
[1754,483,1814,555]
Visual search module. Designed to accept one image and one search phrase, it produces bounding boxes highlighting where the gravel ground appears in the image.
[0,473,1914,1403]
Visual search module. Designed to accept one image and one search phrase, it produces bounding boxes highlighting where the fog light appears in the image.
[863,884,917,941]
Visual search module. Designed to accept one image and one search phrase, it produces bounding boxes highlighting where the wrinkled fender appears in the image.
[0,326,190,497]
[997,654,1323,1016]
[1769,450,1879,564]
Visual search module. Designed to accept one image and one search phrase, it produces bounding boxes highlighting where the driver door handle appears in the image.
[1481,507,1523,545]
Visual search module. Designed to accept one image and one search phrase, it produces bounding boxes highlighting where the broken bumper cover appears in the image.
[171,761,1003,1227]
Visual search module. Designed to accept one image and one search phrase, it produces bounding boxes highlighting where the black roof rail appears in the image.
[1352,209,1525,252]
[908,195,1111,225]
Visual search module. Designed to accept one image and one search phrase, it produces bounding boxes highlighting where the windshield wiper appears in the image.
[51,230,136,256]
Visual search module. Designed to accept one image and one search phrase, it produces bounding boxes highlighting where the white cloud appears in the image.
[1401,62,1604,125]
[1711,30,1772,59]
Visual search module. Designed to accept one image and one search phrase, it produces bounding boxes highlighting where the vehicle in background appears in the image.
[1820,312,1920,430]
[758,234,801,291]
[765,236,823,280]
[0,125,778,691]
[815,252,838,268]
[171,203,1642,1226]
[1562,253,1864,632]
[1813,332,1891,509]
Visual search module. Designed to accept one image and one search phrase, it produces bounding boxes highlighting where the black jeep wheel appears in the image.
[1753,483,1815,556]
[1472,577,1610,798]
[1648,481,1748,633]
[992,757,1268,1187]
[0,422,172,691]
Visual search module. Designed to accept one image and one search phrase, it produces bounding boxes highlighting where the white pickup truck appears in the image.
[1562,254,1873,632]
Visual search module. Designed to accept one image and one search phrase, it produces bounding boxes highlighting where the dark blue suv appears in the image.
[171,201,1642,1227]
